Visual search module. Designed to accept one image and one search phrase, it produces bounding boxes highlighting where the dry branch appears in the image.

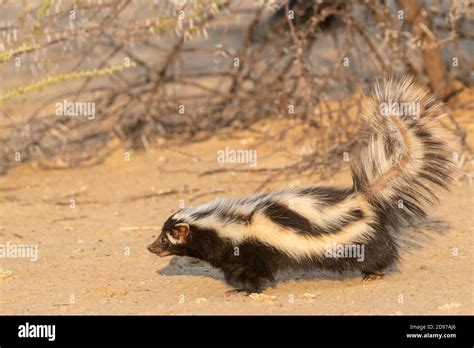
[0,0,471,182]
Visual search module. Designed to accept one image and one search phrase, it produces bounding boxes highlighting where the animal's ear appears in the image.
[173,223,190,243]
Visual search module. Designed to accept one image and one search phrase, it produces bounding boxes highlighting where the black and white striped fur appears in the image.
[148,77,458,293]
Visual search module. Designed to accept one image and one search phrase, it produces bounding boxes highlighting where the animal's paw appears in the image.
[362,271,385,282]
[224,288,248,297]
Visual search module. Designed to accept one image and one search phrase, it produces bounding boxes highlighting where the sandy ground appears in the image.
[0,115,473,315]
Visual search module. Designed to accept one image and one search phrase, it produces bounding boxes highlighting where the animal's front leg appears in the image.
[223,265,273,294]
[224,288,248,296]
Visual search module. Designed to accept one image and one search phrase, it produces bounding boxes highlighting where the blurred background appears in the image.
[0,0,472,179]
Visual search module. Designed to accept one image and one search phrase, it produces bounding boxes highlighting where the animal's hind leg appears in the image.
[359,230,398,282]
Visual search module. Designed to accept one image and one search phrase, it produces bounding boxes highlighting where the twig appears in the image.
[120,189,179,202]
[189,189,226,202]
[119,226,161,231]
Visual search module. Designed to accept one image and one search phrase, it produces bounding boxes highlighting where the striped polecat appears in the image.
[148,77,458,294]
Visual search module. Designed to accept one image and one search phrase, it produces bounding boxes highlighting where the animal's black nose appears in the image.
[147,244,157,253]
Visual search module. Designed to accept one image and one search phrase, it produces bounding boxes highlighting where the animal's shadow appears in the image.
[156,218,451,285]
[397,218,451,253]
[157,256,224,281]
[156,256,362,284]
[157,256,364,286]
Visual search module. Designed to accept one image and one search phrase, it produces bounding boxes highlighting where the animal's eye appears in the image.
[161,237,168,244]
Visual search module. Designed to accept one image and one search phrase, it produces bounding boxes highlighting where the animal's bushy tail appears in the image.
[351,77,458,228]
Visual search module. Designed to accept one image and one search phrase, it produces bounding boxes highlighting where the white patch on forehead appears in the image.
[166,232,180,245]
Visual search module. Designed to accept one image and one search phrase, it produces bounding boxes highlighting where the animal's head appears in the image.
[147,215,192,257]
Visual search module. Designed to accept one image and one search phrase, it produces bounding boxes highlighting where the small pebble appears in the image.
[249,293,276,303]
[0,269,13,279]
[438,302,461,311]
[303,293,316,300]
